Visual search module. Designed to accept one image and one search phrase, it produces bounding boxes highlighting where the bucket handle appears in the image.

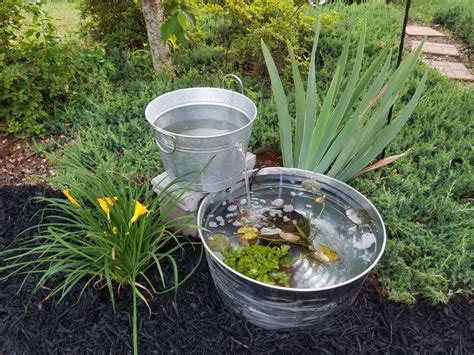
[155,134,176,154]
[221,74,244,94]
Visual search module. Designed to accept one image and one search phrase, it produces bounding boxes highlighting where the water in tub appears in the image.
[203,177,379,289]
[156,104,247,136]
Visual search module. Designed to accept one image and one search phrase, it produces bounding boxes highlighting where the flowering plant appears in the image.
[0,152,201,354]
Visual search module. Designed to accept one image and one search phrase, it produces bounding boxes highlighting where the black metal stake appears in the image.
[382,0,411,158]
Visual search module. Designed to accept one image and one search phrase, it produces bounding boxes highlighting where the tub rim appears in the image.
[197,167,387,293]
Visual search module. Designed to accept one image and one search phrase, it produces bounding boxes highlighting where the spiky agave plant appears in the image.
[261,21,427,182]
[0,152,202,355]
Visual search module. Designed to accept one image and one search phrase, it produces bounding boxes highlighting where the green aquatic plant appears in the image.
[261,21,427,182]
[223,245,293,287]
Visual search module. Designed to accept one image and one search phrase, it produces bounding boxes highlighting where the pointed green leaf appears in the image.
[338,73,427,181]
[320,51,391,174]
[307,27,366,169]
[287,41,306,165]
[298,20,320,167]
[261,39,294,167]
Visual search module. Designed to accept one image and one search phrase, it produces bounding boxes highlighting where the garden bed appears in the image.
[1,186,472,353]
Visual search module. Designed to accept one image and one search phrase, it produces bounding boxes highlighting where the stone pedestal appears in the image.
[151,152,256,238]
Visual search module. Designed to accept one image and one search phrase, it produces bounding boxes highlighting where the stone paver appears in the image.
[412,41,459,56]
[427,60,474,81]
[406,25,446,37]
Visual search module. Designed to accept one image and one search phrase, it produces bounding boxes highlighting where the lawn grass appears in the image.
[42,0,80,37]
[33,0,473,305]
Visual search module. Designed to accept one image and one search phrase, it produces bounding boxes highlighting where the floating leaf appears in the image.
[315,194,326,203]
[279,232,301,242]
[301,178,321,193]
[207,234,231,253]
[319,244,339,262]
[346,208,371,225]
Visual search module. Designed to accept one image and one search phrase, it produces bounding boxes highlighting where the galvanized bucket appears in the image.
[198,167,386,330]
[145,75,257,192]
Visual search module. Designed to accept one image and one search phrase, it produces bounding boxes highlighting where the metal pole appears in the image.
[382,0,411,158]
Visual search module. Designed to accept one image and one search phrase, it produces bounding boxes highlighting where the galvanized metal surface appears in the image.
[198,168,386,329]
[145,87,257,192]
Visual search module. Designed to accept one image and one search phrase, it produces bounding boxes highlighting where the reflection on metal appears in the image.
[145,86,257,192]
[198,168,386,329]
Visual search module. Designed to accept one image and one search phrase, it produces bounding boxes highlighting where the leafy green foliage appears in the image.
[22,0,472,305]
[185,0,318,78]
[161,0,196,48]
[79,0,147,50]
[223,245,293,287]
[0,0,106,134]
[262,24,427,181]
[433,0,473,50]
[0,152,202,354]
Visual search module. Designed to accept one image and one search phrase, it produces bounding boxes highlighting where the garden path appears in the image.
[406,24,473,81]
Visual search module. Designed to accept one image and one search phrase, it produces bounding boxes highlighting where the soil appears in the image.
[255,148,283,168]
[1,186,473,354]
[0,134,55,187]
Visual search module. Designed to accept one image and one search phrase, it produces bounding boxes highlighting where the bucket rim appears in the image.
[145,87,257,140]
[197,167,387,293]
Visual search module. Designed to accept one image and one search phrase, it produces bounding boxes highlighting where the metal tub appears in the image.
[197,168,386,329]
[145,84,257,192]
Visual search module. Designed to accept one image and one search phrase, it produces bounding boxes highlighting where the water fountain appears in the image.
[145,77,386,330]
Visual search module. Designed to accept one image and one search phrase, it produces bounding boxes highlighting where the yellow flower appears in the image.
[105,196,118,206]
[112,226,118,235]
[97,198,111,219]
[62,189,80,207]
[130,200,149,224]
[97,196,118,220]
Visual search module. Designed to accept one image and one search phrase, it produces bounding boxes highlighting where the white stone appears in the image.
[151,152,257,238]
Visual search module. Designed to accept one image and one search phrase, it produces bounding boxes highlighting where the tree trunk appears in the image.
[141,0,169,72]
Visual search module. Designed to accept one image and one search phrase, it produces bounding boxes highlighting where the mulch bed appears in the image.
[1,186,473,354]
[0,134,55,187]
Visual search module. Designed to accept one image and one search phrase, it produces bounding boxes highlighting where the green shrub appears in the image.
[79,0,148,50]
[0,0,106,135]
[433,0,473,50]
[183,0,319,78]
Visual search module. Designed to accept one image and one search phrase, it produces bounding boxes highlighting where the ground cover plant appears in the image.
[1,0,472,336]
[0,152,202,354]
[432,0,473,51]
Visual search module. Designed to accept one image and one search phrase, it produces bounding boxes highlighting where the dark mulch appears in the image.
[1,186,473,354]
